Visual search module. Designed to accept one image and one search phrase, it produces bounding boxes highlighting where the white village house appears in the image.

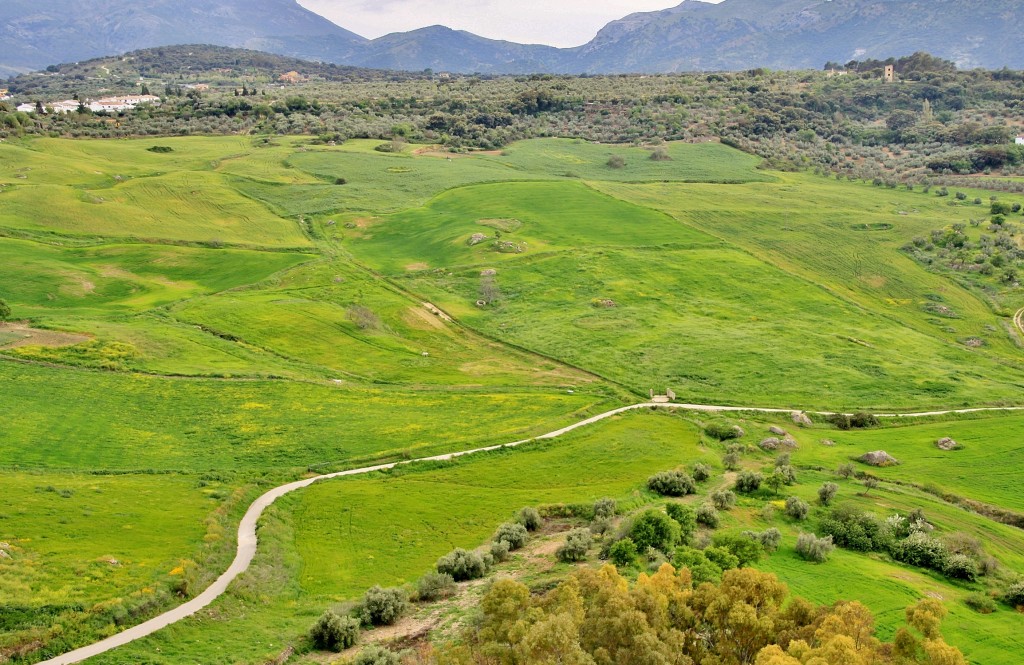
[1016,136,1024,146]
[14,94,161,114]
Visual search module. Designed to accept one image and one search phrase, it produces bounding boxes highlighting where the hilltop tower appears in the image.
[884,65,895,83]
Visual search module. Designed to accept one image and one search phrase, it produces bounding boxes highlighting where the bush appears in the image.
[590,516,613,537]
[437,548,488,581]
[665,503,697,543]
[785,496,810,521]
[650,147,672,161]
[711,533,763,567]
[818,482,839,506]
[416,572,456,602]
[647,471,696,496]
[1004,581,1024,607]
[850,412,879,428]
[517,506,541,531]
[494,522,529,550]
[711,489,736,511]
[796,533,835,563]
[891,532,948,570]
[354,645,401,665]
[964,593,997,614]
[705,423,743,440]
[608,538,639,567]
[722,452,741,471]
[490,539,511,563]
[0,299,10,321]
[696,503,720,528]
[607,155,626,169]
[359,586,407,626]
[629,510,680,554]
[819,505,886,552]
[310,609,360,651]
[735,471,763,494]
[674,546,724,584]
[557,528,592,562]
[837,463,856,479]
[943,554,978,581]
[593,497,617,519]
[703,545,740,572]
[692,462,711,482]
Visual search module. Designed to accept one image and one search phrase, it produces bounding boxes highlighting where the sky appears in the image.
[297,0,722,47]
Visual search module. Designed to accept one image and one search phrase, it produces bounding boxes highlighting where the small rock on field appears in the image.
[858,450,899,467]
[935,437,961,451]
[769,426,788,436]
[593,299,617,308]
[732,426,745,438]
[468,233,489,246]
[792,411,813,427]
[480,269,497,276]
[820,439,836,447]
[759,437,782,451]
[782,437,799,449]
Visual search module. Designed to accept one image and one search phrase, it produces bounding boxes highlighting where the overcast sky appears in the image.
[297,1,720,47]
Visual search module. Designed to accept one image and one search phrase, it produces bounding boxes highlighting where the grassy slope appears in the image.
[351,177,1024,408]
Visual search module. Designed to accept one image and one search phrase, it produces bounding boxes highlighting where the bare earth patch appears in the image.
[0,322,91,349]
[405,262,429,272]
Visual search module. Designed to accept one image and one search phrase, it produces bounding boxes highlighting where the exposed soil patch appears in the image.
[0,322,91,349]
[405,262,429,272]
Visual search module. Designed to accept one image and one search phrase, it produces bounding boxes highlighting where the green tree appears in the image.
[630,510,680,554]
[0,299,10,321]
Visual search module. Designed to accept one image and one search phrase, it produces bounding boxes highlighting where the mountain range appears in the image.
[3,0,1023,78]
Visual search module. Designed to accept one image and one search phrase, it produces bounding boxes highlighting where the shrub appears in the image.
[722,452,741,471]
[607,155,626,169]
[359,586,407,626]
[347,305,382,331]
[818,482,839,506]
[796,533,835,563]
[837,463,856,479]
[711,489,736,511]
[1004,581,1024,607]
[557,528,592,562]
[943,554,978,581]
[437,548,487,581]
[819,505,886,552]
[785,496,810,521]
[696,503,720,528]
[964,593,997,614]
[827,413,852,430]
[310,609,360,651]
[490,539,511,563]
[630,510,680,554]
[735,471,763,494]
[650,147,672,161]
[494,522,529,550]
[703,545,740,572]
[590,516,613,537]
[743,528,782,553]
[692,462,711,482]
[647,471,696,496]
[609,538,639,567]
[593,497,617,519]
[517,506,541,531]
[0,299,10,321]
[665,503,697,543]
[775,452,791,467]
[705,423,743,440]
[711,534,763,567]
[891,532,948,570]
[416,572,456,602]
[850,412,879,428]
[354,645,401,665]
[674,546,724,584]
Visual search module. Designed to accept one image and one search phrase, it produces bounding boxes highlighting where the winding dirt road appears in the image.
[37,401,1024,664]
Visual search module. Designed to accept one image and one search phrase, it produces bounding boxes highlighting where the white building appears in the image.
[1016,136,1024,146]
[15,103,35,113]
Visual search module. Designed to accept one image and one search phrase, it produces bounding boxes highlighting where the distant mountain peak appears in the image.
[2,0,1023,78]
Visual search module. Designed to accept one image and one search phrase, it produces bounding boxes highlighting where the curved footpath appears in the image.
[39,401,1024,664]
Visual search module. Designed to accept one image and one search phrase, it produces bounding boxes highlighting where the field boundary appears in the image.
[36,401,1024,664]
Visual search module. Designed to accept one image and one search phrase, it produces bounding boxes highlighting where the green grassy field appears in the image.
[2,135,1024,664]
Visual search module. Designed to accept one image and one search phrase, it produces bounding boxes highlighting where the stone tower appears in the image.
[884,65,895,83]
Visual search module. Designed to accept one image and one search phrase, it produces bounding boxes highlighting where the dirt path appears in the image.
[1014,308,1024,339]
[36,400,1024,664]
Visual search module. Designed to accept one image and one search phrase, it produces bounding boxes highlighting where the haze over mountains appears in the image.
[2,0,1023,78]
